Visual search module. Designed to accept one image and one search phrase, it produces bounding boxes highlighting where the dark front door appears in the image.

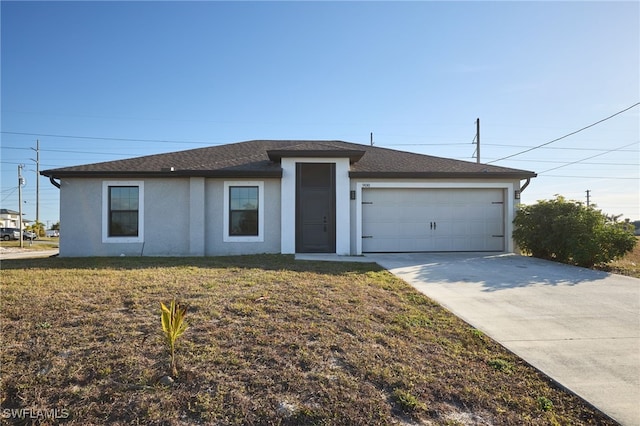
[296,163,336,253]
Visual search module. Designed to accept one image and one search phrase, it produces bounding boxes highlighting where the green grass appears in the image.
[0,255,615,425]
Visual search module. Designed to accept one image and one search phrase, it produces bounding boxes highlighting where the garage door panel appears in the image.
[398,208,427,222]
[362,188,504,252]
[486,221,504,235]
[451,207,472,220]
[450,222,470,237]
[399,223,430,238]
[362,221,397,237]
[363,221,431,238]
[365,237,430,252]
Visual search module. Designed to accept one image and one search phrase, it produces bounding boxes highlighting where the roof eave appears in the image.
[349,171,537,179]
[40,170,283,179]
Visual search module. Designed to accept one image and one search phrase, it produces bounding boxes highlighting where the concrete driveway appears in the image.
[367,252,640,426]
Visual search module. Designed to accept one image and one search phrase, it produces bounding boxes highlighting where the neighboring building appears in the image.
[41,140,536,257]
[0,209,21,228]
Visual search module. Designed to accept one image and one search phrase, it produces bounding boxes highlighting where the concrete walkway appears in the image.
[0,248,59,260]
[295,253,373,263]
[366,252,640,426]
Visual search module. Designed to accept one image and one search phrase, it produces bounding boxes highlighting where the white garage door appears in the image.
[362,188,505,252]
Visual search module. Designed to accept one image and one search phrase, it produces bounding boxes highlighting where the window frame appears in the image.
[223,181,264,242]
[228,186,259,237]
[102,181,144,243]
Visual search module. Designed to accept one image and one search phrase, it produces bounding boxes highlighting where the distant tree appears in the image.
[51,221,60,231]
[513,196,637,268]
[27,221,46,238]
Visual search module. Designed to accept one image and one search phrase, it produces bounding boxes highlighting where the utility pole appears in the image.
[18,164,25,249]
[473,118,480,163]
[370,132,374,146]
[476,118,480,163]
[586,190,591,207]
[30,139,40,225]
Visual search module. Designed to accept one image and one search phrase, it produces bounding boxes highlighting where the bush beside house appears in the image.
[513,196,637,267]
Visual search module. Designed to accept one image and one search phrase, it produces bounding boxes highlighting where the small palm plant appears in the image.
[160,299,188,377]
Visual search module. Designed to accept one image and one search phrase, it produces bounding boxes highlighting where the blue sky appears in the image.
[2,1,638,228]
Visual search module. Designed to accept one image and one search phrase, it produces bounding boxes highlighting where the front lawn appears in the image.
[1,255,614,425]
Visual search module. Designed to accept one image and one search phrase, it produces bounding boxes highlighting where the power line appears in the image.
[1,146,127,155]
[1,131,221,145]
[483,159,638,166]
[3,137,637,153]
[383,143,469,146]
[4,141,636,156]
[1,187,17,202]
[487,102,640,164]
[538,141,638,174]
[1,162,69,169]
[541,175,639,180]
[483,143,638,152]
[0,148,188,157]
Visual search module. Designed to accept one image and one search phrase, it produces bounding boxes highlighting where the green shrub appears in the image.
[392,388,425,412]
[513,196,637,267]
[537,396,554,412]
[487,358,513,373]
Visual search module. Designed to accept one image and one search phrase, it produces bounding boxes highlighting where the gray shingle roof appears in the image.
[41,140,536,179]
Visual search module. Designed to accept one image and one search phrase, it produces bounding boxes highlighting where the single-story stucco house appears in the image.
[41,140,536,257]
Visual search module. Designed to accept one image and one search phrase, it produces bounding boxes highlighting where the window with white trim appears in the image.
[223,181,264,242]
[229,186,258,236]
[109,186,139,236]
[102,181,144,243]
